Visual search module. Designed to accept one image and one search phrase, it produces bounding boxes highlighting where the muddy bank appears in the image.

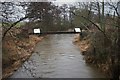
[2,28,43,78]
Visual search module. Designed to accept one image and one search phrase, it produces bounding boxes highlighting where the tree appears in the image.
[107,1,120,80]
[70,2,120,79]
[26,2,63,31]
[1,2,28,39]
[69,5,76,28]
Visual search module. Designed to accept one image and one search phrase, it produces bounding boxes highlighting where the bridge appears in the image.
[29,28,82,35]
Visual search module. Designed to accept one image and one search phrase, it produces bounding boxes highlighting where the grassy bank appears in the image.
[73,29,119,78]
[2,28,43,78]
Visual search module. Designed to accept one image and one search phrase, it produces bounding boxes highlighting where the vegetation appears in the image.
[72,2,120,80]
[1,1,120,79]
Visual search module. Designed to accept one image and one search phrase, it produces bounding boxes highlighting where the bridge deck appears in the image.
[29,31,80,35]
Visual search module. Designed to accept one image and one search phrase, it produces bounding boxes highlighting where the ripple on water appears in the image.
[68,55,75,59]
[42,70,55,74]
[42,62,48,65]
[59,53,65,56]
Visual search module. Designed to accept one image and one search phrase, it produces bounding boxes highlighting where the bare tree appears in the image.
[1,2,28,39]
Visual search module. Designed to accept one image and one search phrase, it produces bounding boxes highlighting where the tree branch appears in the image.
[107,2,120,17]
[71,11,104,33]
[71,11,110,39]
[2,16,28,40]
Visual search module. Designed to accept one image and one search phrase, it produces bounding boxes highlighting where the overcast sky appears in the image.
[0,0,119,2]
[1,0,119,22]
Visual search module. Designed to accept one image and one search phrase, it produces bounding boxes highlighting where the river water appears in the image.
[11,34,105,78]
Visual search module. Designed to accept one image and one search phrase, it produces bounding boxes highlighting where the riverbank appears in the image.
[2,28,43,78]
[73,31,111,77]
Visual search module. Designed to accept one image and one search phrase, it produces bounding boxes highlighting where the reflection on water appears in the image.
[11,34,105,78]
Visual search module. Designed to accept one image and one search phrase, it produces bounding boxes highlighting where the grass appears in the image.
[0,22,25,28]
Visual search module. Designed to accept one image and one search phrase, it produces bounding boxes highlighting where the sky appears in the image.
[54,0,77,2]
[1,0,119,22]
[53,2,76,6]
[0,0,119,2]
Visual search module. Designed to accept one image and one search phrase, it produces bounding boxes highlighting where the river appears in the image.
[10,34,105,78]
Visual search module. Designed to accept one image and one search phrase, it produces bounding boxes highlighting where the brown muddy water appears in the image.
[10,34,106,78]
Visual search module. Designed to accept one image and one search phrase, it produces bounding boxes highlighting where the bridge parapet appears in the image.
[29,28,82,35]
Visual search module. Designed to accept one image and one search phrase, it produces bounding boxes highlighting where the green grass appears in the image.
[0,22,25,27]
[0,23,2,27]
[15,22,25,27]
